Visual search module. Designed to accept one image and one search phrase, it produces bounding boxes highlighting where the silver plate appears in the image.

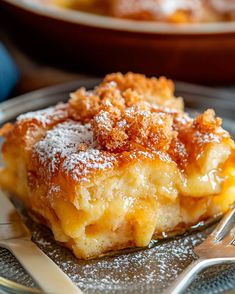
[1,80,235,294]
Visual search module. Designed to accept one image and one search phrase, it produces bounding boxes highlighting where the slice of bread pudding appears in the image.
[0,73,235,259]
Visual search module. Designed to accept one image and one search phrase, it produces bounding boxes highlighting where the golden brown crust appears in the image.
[0,123,14,136]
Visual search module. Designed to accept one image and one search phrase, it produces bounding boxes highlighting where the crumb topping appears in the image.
[92,104,175,152]
[69,73,183,123]
[68,73,185,153]
[68,73,231,161]
[6,72,233,183]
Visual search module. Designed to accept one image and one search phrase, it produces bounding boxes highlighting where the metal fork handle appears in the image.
[165,257,235,294]
[2,239,83,294]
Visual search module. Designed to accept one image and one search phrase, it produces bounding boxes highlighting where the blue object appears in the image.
[0,43,19,101]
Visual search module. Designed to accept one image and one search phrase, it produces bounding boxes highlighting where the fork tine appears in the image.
[221,227,235,245]
[212,207,235,242]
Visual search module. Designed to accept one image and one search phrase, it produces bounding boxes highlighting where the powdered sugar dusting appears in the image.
[63,150,116,182]
[17,103,68,127]
[193,131,221,146]
[49,185,61,194]
[33,120,116,181]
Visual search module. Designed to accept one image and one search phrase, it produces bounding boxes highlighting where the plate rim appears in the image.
[3,0,235,35]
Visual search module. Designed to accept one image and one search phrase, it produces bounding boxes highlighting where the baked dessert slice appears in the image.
[49,0,235,23]
[1,73,235,259]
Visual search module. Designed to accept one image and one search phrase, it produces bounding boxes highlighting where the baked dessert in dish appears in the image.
[1,73,235,259]
[47,0,235,23]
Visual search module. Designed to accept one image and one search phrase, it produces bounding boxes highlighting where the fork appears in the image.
[166,207,235,294]
[0,189,83,294]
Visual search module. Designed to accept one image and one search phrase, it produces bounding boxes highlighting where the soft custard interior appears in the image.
[1,139,234,259]
[55,153,235,259]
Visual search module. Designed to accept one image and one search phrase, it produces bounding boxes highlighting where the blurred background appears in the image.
[1,0,235,101]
